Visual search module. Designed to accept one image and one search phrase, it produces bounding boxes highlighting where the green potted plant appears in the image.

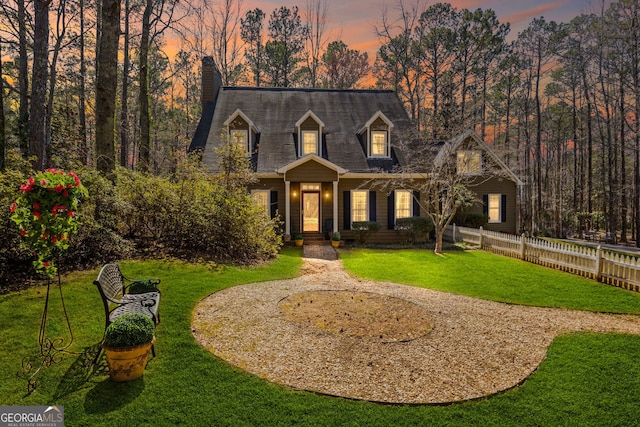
[331,231,341,248]
[102,313,156,382]
[294,233,304,247]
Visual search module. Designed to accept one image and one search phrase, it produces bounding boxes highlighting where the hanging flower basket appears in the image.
[10,169,87,277]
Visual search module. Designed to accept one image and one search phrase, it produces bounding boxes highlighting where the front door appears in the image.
[302,191,320,232]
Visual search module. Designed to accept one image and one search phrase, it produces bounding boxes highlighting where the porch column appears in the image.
[333,180,339,232]
[285,180,291,235]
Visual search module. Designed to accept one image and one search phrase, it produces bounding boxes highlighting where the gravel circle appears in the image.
[192,257,640,404]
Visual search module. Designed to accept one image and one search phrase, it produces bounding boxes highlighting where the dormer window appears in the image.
[231,129,249,151]
[360,111,393,158]
[302,130,319,156]
[370,131,388,157]
[457,150,482,175]
[296,110,324,157]
[224,109,257,154]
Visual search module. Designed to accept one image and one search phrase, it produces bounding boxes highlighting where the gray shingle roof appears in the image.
[195,87,413,173]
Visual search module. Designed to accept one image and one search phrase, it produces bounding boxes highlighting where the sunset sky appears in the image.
[245,0,609,56]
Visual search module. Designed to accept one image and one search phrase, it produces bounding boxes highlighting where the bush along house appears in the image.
[189,57,523,244]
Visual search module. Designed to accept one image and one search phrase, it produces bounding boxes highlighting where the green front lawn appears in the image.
[340,248,640,313]
[1,247,639,426]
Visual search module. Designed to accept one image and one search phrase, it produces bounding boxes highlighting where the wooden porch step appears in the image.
[302,233,327,244]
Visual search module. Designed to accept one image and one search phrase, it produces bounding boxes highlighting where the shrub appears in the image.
[352,221,380,245]
[396,216,434,244]
[103,313,155,348]
[454,212,489,228]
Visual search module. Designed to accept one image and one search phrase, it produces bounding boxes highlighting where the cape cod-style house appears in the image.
[189,57,522,243]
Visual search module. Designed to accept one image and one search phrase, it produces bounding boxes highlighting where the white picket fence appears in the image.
[445,225,640,292]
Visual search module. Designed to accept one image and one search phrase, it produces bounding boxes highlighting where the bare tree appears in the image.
[211,0,244,85]
[375,0,427,128]
[303,0,329,88]
[369,130,504,254]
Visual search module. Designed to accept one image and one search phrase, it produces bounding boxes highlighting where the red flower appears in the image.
[68,211,75,217]
[33,202,40,210]
[43,262,50,267]
[33,210,41,220]
[10,202,17,213]
[63,190,69,197]
[55,183,64,192]
[51,236,58,243]
[40,179,48,186]
[19,230,27,237]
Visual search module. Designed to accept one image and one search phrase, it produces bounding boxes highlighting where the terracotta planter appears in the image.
[103,338,155,382]
[294,239,304,247]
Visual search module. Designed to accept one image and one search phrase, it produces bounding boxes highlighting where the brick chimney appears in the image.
[201,56,222,109]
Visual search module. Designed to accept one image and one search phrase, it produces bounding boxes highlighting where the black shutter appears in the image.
[270,190,278,219]
[482,194,488,216]
[369,191,376,222]
[343,191,351,230]
[501,194,507,223]
[413,191,420,217]
[387,192,395,229]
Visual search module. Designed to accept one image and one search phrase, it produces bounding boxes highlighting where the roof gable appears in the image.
[436,129,523,185]
[223,108,258,132]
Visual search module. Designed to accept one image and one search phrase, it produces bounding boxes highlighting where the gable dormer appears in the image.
[359,111,393,158]
[224,109,258,153]
[295,110,324,157]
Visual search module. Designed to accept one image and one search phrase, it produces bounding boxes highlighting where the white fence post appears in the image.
[520,233,526,259]
[595,245,603,281]
[478,226,484,248]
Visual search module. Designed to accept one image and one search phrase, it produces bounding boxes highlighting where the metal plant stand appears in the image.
[20,270,75,394]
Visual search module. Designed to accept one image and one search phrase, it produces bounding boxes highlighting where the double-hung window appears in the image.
[231,129,249,153]
[302,130,318,156]
[488,194,502,223]
[351,190,369,223]
[251,190,270,213]
[370,131,388,157]
[395,190,412,220]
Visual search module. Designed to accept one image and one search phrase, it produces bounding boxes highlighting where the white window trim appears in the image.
[370,130,389,158]
[488,193,502,223]
[301,130,319,156]
[351,190,369,225]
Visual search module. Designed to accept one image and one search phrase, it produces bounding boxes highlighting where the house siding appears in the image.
[285,162,339,182]
[466,176,518,233]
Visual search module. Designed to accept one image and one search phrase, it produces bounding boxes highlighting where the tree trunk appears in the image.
[138,0,152,172]
[0,37,5,170]
[17,0,29,156]
[29,0,51,170]
[119,0,130,168]
[95,0,121,174]
[79,0,89,165]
